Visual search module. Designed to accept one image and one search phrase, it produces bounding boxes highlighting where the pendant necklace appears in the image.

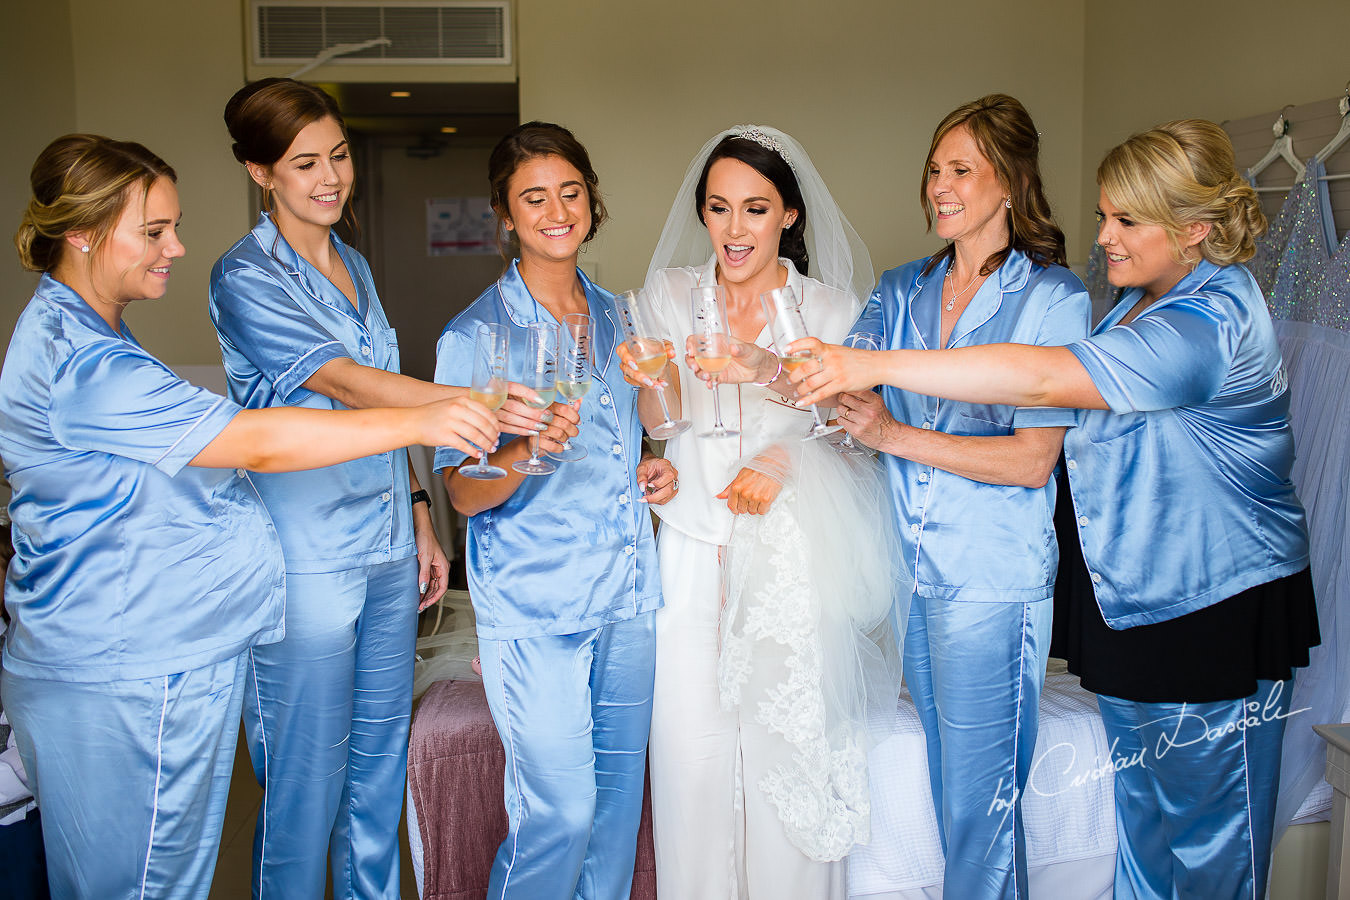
[944,265,980,311]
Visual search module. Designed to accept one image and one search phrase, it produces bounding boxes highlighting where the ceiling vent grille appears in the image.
[251,1,511,66]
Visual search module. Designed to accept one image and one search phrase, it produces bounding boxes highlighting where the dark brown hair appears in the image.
[920,94,1067,277]
[15,134,176,273]
[695,133,809,277]
[487,121,607,261]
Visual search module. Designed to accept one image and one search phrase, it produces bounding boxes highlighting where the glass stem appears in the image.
[711,384,726,429]
[654,385,677,425]
[809,404,828,429]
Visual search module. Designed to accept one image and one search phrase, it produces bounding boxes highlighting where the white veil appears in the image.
[645,125,875,307]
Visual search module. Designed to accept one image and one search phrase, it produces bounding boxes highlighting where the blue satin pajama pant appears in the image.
[479,612,656,900]
[3,653,247,900]
[1097,679,1289,900]
[904,592,1052,900]
[244,555,418,900]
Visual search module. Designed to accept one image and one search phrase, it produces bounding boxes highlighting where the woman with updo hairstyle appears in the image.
[794,119,1318,899]
[0,134,497,899]
[208,79,540,899]
[629,125,900,898]
[433,120,675,899]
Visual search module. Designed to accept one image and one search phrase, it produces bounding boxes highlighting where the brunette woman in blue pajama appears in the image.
[435,122,675,900]
[838,96,1089,899]
[209,79,522,900]
[795,119,1318,900]
[0,134,498,900]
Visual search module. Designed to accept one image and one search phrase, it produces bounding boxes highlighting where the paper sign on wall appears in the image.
[427,197,496,256]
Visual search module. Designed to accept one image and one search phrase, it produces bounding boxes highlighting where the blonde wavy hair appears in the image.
[1097,119,1266,266]
[15,134,176,273]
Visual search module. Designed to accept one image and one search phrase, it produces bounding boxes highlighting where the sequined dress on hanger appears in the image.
[1256,157,1350,837]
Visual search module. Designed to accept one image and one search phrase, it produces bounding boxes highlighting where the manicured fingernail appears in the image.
[420,582,429,594]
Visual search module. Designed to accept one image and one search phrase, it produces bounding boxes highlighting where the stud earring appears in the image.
[80,245,89,253]
[1004,198,1012,209]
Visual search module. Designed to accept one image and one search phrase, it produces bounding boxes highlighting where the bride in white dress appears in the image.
[624,125,904,899]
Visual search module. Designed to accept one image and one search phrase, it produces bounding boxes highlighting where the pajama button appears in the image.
[918,471,929,483]
[1066,458,1077,470]
[236,468,247,478]
[600,395,611,406]
[612,443,623,455]
[361,345,372,357]
[1078,515,1089,527]
[1090,572,1102,584]
[921,422,932,430]
[910,523,920,535]
[381,491,391,502]
[624,545,635,556]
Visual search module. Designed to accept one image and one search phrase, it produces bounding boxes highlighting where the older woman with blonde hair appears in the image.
[794,118,1318,899]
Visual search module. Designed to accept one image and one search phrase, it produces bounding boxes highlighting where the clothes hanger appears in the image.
[1314,81,1350,181]
[1247,106,1306,192]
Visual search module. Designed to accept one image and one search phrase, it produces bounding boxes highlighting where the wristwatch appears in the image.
[410,489,432,509]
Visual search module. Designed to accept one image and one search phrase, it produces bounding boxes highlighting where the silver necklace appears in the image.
[944,266,980,311]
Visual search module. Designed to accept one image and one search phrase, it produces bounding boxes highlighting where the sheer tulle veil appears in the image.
[645,125,875,308]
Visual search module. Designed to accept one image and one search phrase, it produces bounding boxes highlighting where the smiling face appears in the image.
[701,156,797,292]
[926,124,1010,253]
[251,115,352,235]
[88,175,185,306]
[501,154,592,268]
[1096,188,1203,305]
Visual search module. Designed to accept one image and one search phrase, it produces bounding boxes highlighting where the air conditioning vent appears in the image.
[251,1,511,66]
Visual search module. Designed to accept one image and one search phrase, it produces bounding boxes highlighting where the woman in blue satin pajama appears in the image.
[0,135,499,900]
[435,122,675,900]
[834,95,1090,899]
[796,120,1318,900]
[208,79,522,899]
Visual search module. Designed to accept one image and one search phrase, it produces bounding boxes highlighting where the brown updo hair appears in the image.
[1097,119,1266,266]
[223,78,352,220]
[15,134,176,273]
[487,121,607,261]
[920,94,1067,277]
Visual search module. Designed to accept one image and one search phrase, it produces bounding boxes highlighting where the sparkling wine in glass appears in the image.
[836,333,881,455]
[691,285,739,439]
[459,323,510,480]
[761,285,841,441]
[512,321,559,476]
[550,313,592,462]
[613,290,691,440]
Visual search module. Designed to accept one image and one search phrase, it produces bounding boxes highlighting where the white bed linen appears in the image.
[849,672,1117,899]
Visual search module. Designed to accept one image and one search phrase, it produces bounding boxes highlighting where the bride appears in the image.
[624,125,904,898]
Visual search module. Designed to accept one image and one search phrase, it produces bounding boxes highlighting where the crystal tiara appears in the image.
[731,126,795,171]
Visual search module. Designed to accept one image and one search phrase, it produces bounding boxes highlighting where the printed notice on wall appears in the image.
[427,197,496,256]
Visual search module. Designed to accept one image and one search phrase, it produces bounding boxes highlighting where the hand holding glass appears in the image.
[512,322,559,476]
[613,290,691,440]
[836,333,880,455]
[690,286,739,439]
[761,285,841,441]
[550,313,592,461]
[460,323,509,480]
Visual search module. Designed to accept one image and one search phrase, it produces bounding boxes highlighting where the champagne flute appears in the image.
[690,285,739,439]
[512,321,559,476]
[761,285,841,441]
[613,290,691,440]
[459,323,509,480]
[550,313,592,462]
[836,333,881,456]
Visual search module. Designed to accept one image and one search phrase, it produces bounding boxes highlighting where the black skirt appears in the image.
[1050,465,1320,704]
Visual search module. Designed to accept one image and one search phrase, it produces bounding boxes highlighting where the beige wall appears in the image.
[518,0,1088,290]
[4,0,1349,366]
[1078,0,1350,257]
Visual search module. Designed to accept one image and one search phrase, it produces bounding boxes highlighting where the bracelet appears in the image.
[752,355,783,387]
[410,489,432,509]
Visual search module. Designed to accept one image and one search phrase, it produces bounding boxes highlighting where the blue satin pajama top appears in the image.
[0,275,285,682]
[210,213,413,574]
[1063,260,1309,628]
[854,249,1091,602]
[433,262,662,639]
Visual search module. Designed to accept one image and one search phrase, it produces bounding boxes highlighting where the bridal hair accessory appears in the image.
[733,126,795,171]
